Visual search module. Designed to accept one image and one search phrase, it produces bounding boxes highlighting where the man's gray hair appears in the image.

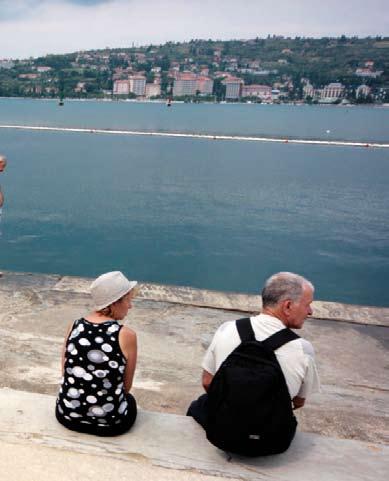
[0,155,7,164]
[261,272,314,307]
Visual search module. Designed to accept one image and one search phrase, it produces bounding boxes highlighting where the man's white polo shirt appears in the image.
[202,314,320,399]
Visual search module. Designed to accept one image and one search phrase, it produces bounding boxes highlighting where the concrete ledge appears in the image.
[51,274,389,327]
[1,269,388,444]
[1,270,388,326]
[0,388,387,481]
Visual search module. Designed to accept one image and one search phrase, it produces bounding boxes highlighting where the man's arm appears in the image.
[0,190,4,208]
[296,339,320,407]
[202,369,213,392]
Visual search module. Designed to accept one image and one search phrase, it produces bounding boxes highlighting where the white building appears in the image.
[173,73,198,97]
[355,68,383,78]
[241,84,272,101]
[0,59,14,69]
[303,82,315,99]
[222,77,243,99]
[74,82,86,93]
[196,76,213,95]
[145,83,161,98]
[320,83,345,102]
[113,80,130,95]
[129,76,146,96]
[36,66,52,73]
[356,84,372,99]
[172,73,213,97]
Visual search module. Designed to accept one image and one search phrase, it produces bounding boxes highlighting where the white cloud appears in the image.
[0,0,388,58]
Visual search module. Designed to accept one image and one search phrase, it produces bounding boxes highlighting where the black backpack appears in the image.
[205,317,299,456]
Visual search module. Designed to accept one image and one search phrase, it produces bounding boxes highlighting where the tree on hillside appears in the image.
[213,78,226,101]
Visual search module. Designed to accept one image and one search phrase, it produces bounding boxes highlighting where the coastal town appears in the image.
[0,37,388,104]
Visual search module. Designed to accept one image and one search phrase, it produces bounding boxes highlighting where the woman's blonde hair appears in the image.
[97,285,139,318]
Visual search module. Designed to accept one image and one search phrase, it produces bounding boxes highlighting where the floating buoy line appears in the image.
[0,124,388,149]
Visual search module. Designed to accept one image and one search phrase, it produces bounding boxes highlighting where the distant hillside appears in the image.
[0,36,388,103]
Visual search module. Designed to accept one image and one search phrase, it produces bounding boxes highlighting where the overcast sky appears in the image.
[1,0,388,59]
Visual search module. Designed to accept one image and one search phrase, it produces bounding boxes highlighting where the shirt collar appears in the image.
[252,313,286,330]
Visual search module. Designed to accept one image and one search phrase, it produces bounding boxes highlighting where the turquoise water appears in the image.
[1,98,389,142]
[0,99,388,306]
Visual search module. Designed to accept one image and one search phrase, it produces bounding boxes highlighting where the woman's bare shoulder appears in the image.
[119,326,137,343]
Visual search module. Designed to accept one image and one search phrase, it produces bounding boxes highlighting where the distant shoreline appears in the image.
[1,96,388,108]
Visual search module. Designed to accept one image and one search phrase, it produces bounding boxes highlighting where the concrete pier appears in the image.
[0,270,388,480]
[1,124,389,148]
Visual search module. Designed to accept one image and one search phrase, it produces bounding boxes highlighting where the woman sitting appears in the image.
[56,271,138,436]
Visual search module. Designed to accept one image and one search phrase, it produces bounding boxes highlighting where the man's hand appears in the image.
[292,396,305,410]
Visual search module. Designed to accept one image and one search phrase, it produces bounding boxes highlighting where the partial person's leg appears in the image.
[55,394,137,437]
[186,393,209,429]
[94,393,137,436]
[121,393,137,430]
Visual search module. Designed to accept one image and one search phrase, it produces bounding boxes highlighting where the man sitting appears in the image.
[187,272,320,455]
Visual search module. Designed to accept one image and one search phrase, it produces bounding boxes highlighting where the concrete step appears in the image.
[0,388,387,481]
[1,270,389,444]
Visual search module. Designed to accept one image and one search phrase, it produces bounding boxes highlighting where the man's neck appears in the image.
[261,307,288,327]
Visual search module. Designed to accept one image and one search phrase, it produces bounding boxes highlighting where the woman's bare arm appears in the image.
[61,323,73,375]
[119,327,137,393]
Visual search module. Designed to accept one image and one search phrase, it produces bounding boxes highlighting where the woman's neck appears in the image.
[84,311,115,323]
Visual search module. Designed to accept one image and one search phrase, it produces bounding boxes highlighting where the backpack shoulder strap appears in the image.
[262,328,300,352]
[236,317,255,342]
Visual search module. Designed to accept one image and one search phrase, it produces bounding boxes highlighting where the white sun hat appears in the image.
[90,271,137,310]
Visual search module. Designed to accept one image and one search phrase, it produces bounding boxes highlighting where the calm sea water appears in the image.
[1,97,389,142]
[0,99,388,306]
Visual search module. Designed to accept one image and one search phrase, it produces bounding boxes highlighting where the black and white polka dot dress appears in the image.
[56,318,133,431]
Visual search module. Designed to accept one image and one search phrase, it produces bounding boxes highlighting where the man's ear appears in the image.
[282,299,292,315]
